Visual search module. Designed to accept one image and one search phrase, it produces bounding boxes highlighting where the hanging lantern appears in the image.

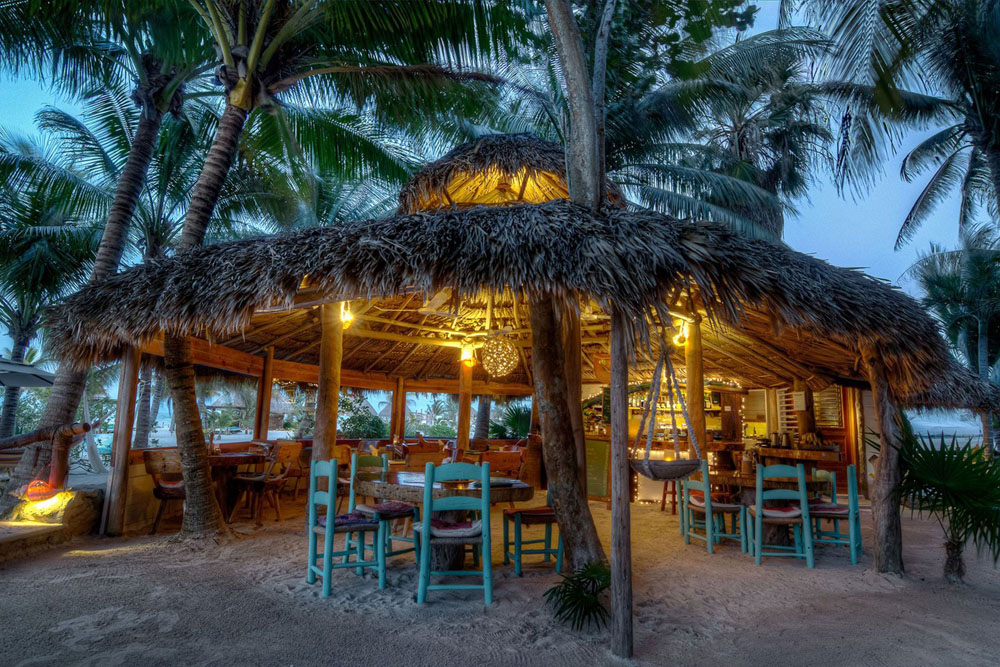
[672,321,688,347]
[480,336,518,378]
[460,343,476,367]
[339,302,354,328]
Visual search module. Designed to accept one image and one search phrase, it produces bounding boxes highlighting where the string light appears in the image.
[480,336,518,378]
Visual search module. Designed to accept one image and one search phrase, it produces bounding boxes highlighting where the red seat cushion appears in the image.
[810,502,849,516]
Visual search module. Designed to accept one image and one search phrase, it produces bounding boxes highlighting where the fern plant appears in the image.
[544,560,611,630]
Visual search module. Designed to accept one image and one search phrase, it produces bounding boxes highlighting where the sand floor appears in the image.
[1,499,997,667]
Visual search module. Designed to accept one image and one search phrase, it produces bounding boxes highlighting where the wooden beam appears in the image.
[700,338,788,387]
[220,310,306,347]
[685,316,707,456]
[609,309,633,658]
[253,347,274,439]
[313,303,343,461]
[101,346,141,537]
[346,327,464,349]
[390,377,406,441]
[250,312,319,354]
[457,361,473,449]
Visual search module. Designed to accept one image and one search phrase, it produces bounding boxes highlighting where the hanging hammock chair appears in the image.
[629,344,703,481]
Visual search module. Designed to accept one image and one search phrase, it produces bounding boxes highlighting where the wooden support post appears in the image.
[313,303,343,461]
[530,392,541,434]
[609,309,633,658]
[390,377,406,441]
[862,346,904,574]
[101,347,141,536]
[253,346,274,440]
[793,377,816,435]
[457,360,473,450]
[685,315,706,456]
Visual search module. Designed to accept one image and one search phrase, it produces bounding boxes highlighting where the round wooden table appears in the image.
[354,470,534,569]
[208,452,266,516]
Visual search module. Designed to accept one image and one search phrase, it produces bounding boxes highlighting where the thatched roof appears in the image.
[397,133,626,213]
[47,200,997,411]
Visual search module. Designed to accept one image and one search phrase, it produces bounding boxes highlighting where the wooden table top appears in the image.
[712,469,827,490]
[207,452,266,467]
[354,470,534,504]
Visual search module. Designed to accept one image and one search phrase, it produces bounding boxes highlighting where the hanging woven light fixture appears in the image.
[479,336,518,378]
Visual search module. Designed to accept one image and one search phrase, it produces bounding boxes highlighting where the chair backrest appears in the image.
[812,467,838,503]
[267,441,303,480]
[422,461,491,515]
[479,450,523,478]
[755,463,810,518]
[307,458,339,530]
[356,453,388,472]
[405,449,449,471]
[845,464,858,510]
[143,449,183,486]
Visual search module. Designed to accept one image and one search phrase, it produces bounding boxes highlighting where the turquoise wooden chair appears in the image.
[746,463,814,568]
[680,460,746,553]
[502,493,563,575]
[354,453,420,558]
[416,461,493,605]
[305,457,386,597]
[810,464,862,564]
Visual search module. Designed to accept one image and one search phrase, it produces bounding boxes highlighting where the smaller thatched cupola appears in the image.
[397,133,626,213]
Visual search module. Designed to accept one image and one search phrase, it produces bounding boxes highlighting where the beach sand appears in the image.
[2,499,997,666]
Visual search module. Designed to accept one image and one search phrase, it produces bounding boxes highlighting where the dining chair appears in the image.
[142,449,185,535]
[810,464,862,564]
[416,461,493,605]
[680,460,746,554]
[353,454,420,559]
[502,493,563,576]
[228,441,301,526]
[305,457,384,597]
[746,463,814,567]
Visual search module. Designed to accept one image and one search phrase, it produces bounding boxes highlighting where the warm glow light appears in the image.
[340,302,354,328]
[22,479,58,502]
[460,343,476,367]
[672,322,688,347]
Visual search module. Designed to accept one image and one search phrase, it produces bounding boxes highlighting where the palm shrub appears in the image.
[895,432,1000,583]
[544,560,612,630]
[488,404,532,439]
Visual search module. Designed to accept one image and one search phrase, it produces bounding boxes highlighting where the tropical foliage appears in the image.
[896,430,1000,582]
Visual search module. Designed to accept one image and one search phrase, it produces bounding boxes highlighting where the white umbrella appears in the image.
[0,358,56,388]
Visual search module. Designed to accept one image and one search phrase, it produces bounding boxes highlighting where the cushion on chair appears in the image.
[748,505,802,519]
[159,480,184,489]
[355,500,416,520]
[688,495,743,512]
[503,506,555,518]
[316,512,379,529]
[414,519,482,538]
[810,502,849,516]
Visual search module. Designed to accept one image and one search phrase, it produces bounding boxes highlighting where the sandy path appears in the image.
[1,501,997,667]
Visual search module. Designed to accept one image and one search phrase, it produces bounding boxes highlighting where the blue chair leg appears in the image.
[307,522,317,585]
[417,529,430,604]
[513,514,523,576]
[322,526,334,598]
[555,535,564,573]
[848,511,859,565]
[705,509,714,554]
[502,515,510,565]
[376,523,387,589]
[544,523,552,562]
[739,507,748,554]
[482,532,493,606]
[754,513,763,565]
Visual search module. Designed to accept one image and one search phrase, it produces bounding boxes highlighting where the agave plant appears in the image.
[896,432,1000,583]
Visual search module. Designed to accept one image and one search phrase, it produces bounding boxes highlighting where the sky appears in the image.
[0,2,966,356]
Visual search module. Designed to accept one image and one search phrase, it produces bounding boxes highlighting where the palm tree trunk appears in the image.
[977,317,993,451]
[473,395,491,440]
[149,369,167,432]
[943,535,966,583]
[91,110,165,278]
[132,359,153,448]
[164,101,249,538]
[530,293,605,569]
[81,392,106,474]
[164,334,226,538]
[0,109,165,515]
[0,335,31,439]
[177,103,249,250]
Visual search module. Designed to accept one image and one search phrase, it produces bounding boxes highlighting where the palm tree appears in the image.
[789,1,1000,247]
[163,1,531,538]
[910,225,1000,450]
[0,135,98,439]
